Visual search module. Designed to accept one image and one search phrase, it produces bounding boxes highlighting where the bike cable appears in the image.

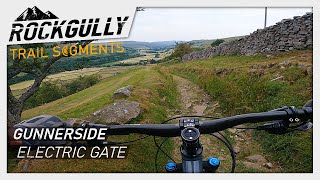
[210,133,236,173]
[154,137,174,172]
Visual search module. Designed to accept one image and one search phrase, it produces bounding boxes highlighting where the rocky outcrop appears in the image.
[183,12,313,61]
[113,85,133,98]
[65,118,89,127]
[85,100,142,124]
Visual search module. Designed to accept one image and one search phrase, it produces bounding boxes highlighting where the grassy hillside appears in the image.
[14,50,312,173]
[161,50,312,172]
[15,66,179,172]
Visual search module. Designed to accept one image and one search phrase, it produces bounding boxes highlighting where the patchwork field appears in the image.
[118,49,172,64]
[10,66,136,97]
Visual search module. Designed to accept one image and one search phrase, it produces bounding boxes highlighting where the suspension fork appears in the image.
[165,119,220,173]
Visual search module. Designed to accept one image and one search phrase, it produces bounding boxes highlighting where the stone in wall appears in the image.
[182,12,313,61]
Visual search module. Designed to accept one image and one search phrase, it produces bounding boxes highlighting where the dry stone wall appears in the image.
[182,12,313,61]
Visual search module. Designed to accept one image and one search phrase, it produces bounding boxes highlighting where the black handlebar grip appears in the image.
[303,99,313,108]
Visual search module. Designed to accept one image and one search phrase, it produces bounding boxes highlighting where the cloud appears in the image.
[127,7,312,42]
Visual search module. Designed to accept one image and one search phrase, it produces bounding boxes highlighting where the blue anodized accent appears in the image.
[208,157,220,167]
[166,162,176,171]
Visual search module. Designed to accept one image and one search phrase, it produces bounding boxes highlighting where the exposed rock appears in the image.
[193,105,207,116]
[112,85,133,98]
[234,145,241,154]
[228,128,237,134]
[93,110,101,116]
[271,76,284,81]
[160,97,166,103]
[306,67,312,75]
[65,118,89,127]
[262,162,273,169]
[242,161,262,170]
[266,54,274,58]
[279,61,292,67]
[214,68,230,76]
[234,124,246,129]
[245,154,267,163]
[182,13,312,61]
[297,63,305,68]
[17,159,32,172]
[235,137,245,141]
[85,100,142,124]
[267,63,277,68]
[249,68,265,76]
[186,103,192,109]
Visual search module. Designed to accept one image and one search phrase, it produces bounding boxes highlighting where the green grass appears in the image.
[21,68,141,119]
[162,50,313,172]
[12,50,312,173]
[254,130,312,173]
[15,65,179,173]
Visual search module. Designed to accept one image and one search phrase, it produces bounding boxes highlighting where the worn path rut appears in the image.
[170,75,281,172]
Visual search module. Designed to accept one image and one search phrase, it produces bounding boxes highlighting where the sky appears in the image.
[126,7,312,42]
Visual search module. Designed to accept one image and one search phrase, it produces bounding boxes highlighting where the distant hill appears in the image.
[102,37,244,50]
[122,41,176,49]
[188,36,245,48]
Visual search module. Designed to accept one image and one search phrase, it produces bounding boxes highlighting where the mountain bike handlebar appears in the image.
[88,106,312,137]
[9,102,312,173]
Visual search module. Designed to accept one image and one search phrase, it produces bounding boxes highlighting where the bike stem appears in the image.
[181,128,203,172]
[179,119,203,173]
[167,118,220,173]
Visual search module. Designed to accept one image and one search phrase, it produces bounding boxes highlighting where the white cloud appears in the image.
[126,7,312,42]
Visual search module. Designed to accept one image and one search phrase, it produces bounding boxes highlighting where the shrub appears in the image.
[24,75,100,109]
[66,75,100,94]
[170,43,193,60]
[24,81,67,109]
[211,39,225,47]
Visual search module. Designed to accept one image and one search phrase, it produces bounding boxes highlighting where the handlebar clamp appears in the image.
[282,106,312,123]
[179,118,200,129]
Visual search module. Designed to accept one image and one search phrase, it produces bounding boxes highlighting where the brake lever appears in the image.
[294,122,313,131]
[256,120,290,134]
[257,119,313,134]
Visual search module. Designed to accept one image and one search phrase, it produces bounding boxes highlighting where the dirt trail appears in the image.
[170,75,227,171]
[173,76,219,116]
[171,75,281,172]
